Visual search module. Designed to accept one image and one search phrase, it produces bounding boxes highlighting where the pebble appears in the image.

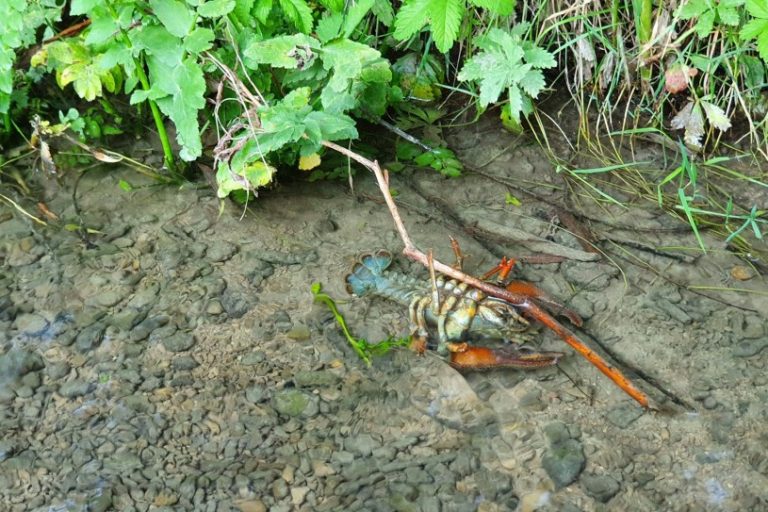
[286,324,311,340]
[344,434,379,456]
[14,313,49,337]
[59,379,94,398]
[241,351,266,365]
[581,474,621,503]
[162,332,197,352]
[172,355,200,370]
[542,439,585,488]
[293,370,340,388]
[732,338,767,358]
[606,403,644,428]
[207,241,238,262]
[75,324,105,352]
[273,389,317,418]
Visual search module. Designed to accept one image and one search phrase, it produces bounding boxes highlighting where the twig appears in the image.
[322,140,652,409]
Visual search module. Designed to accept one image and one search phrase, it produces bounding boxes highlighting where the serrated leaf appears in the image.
[523,45,556,69]
[694,9,716,38]
[717,6,740,24]
[84,9,118,45]
[469,0,514,16]
[678,0,707,19]
[185,27,215,53]
[740,17,768,39]
[243,33,320,69]
[343,0,375,37]
[278,0,314,33]
[745,0,768,18]
[233,0,256,25]
[318,0,344,11]
[393,0,430,41]
[316,13,343,43]
[372,0,394,26]
[198,0,235,17]
[428,0,463,52]
[701,100,732,131]
[671,101,705,148]
[149,0,194,38]
[130,26,185,67]
[517,69,545,98]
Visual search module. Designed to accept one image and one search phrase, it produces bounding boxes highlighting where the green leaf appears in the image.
[243,33,320,69]
[70,0,100,15]
[717,5,740,24]
[316,13,344,43]
[233,0,256,25]
[84,8,118,45]
[198,0,235,17]
[694,9,716,37]
[318,0,344,11]
[119,179,133,191]
[149,0,195,38]
[745,0,768,18]
[523,45,557,69]
[185,27,215,54]
[130,25,185,67]
[372,0,395,26]
[343,0,375,37]
[216,160,276,198]
[469,0,514,15]
[429,0,463,52]
[278,0,314,33]
[678,0,707,19]
[393,0,430,41]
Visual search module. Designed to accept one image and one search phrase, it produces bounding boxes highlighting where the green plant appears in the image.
[457,25,556,132]
[311,283,409,365]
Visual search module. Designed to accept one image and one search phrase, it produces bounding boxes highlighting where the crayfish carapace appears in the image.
[345,249,583,370]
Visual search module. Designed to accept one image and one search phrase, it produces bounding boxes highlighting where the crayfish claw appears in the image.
[449,345,563,370]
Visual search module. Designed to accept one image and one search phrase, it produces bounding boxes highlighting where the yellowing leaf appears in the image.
[701,100,732,132]
[299,153,321,170]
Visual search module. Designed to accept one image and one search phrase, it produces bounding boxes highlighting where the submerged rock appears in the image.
[542,438,585,488]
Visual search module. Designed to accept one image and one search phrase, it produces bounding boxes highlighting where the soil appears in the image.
[0,115,767,512]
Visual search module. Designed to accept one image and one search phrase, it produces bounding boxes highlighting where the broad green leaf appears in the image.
[243,33,320,69]
[372,0,394,26]
[84,8,118,45]
[469,0,514,15]
[745,0,768,18]
[278,0,314,33]
[517,69,545,98]
[70,0,100,15]
[428,0,463,52]
[318,0,344,11]
[306,110,357,140]
[198,0,236,17]
[694,9,715,37]
[717,5,740,24]
[149,0,195,38]
[393,0,430,41]
[130,26,184,67]
[232,0,256,25]
[316,14,344,43]
[254,0,273,22]
[343,0,375,38]
[185,27,215,53]
[216,160,276,198]
[678,0,707,18]
[60,62,103,101]
[523,45,556,69]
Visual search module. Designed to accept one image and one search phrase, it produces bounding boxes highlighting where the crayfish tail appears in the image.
[345,249,393,295]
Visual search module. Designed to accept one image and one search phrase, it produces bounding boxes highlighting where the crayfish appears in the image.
[346,247,583,371]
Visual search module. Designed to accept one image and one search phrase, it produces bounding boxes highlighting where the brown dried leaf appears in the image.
[670,101,705,148]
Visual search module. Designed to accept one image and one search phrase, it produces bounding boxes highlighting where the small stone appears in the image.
[14,313,49,337]
[207,242,238,262]
[293,370,340,388]
[0,387,15,403]
[543,421,571,445]
[206,300,224,315]
[75,324,105,352]
[60,379,94,398]
[0,350,45,379]
[581,474,621,503]
[162,332,196,352]
[606,403,644,428]
[542,439,585,488]
[702,396,718,410]
[732,338,767,358]
[344,434,379,457]
[286,325,311,341]
[273,389,316,418]
[241,351,266,365]
[245,385,265,404]
[291,486,310,507]
[172,355,199,370]
[234,499,267,512]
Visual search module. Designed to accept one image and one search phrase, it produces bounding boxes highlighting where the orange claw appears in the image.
[449,344,564,370]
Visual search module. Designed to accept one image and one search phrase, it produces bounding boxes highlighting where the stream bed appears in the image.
[1,118,767,511]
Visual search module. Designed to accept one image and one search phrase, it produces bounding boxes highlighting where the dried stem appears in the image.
[322,140,652,409]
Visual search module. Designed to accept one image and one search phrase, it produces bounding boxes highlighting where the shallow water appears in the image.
[1,118,767,511]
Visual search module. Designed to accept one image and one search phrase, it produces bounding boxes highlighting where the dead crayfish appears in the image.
[345,248,583,370]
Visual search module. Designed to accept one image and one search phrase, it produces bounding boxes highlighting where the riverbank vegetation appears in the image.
[1,0,766,257]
